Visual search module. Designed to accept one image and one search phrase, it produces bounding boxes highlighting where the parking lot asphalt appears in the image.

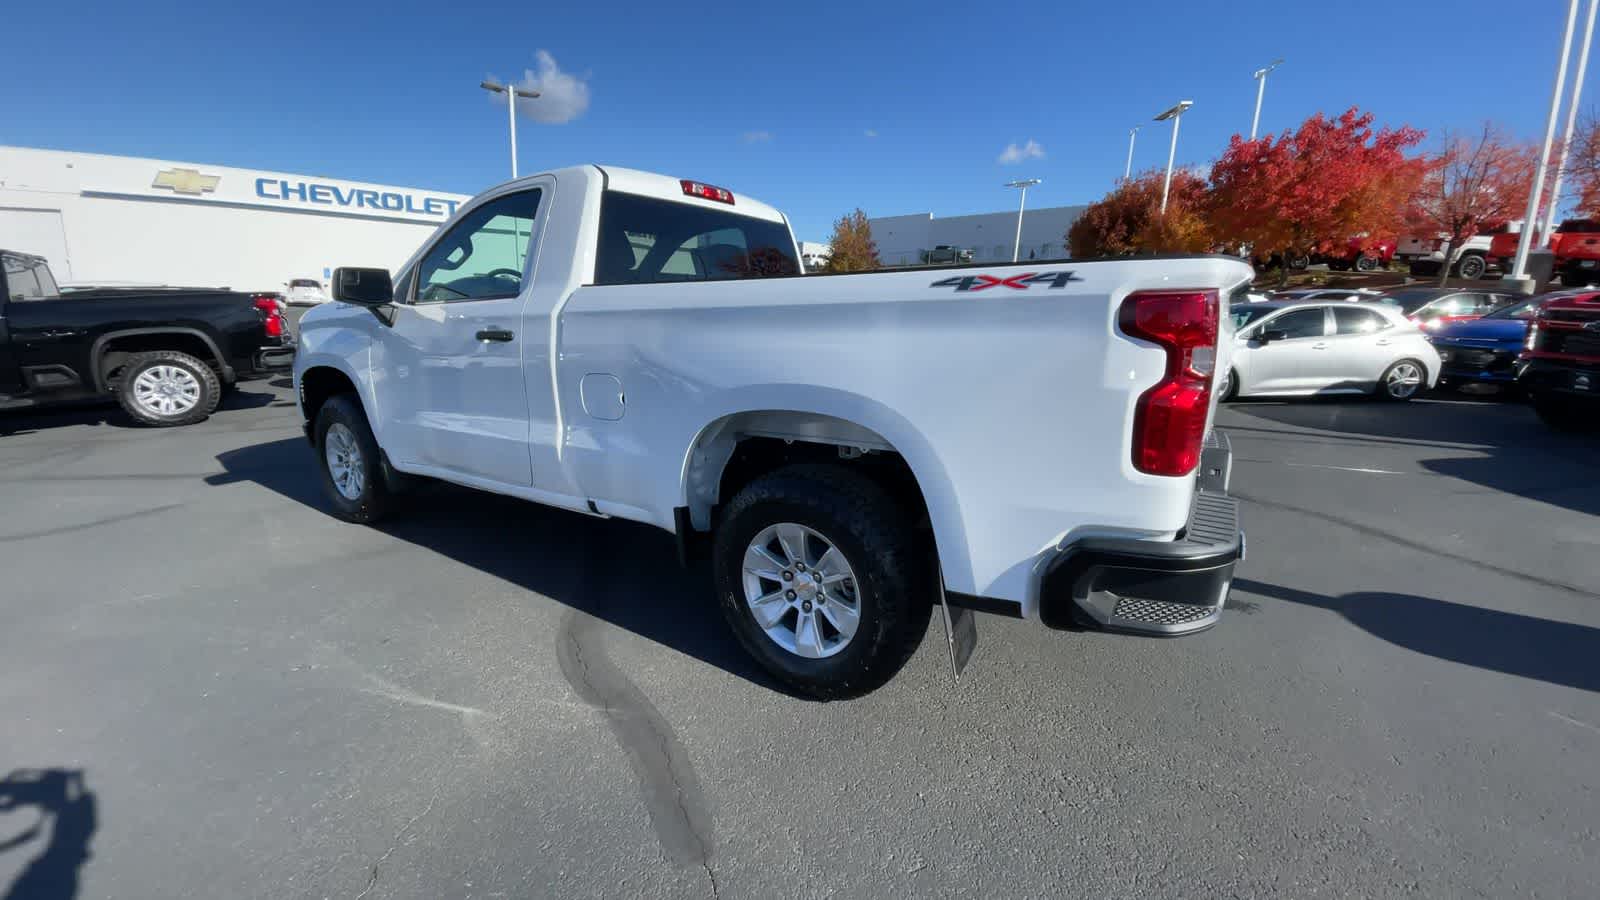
[2,382,1597,899]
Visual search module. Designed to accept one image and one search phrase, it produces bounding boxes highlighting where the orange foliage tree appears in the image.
[1404,125,1537,285]
[1208,108,1426,282]
[1067,168,1211,258]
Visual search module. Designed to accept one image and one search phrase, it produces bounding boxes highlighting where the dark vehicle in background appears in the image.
[921,245,974,265]
[0,249,294,426]
[1518,290,1600,430]
[1548,219,1600,286]
[1372,287,1519,331]
[1427,292,1571,389]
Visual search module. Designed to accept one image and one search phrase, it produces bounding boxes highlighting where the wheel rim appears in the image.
[324,423,366,501]
[741,523,861,659]
[1357,255,1378,272]
[131,365,201,416]
[1386,363,1423,399]
[1460,257,1484,277]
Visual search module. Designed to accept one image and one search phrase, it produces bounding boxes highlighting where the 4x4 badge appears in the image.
[930,270,1082,292]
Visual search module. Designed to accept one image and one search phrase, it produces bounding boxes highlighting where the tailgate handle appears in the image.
[476,328,515,343]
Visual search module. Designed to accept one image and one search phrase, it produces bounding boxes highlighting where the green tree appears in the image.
[824,209,880,272]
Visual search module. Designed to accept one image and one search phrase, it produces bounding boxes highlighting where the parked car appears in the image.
[1517,289,1600,430]
[1549,219,1600,287]
[0,249,295,425]
[1372,287,1519,330]
[285,278,329,306]
[1221,300,1440,401]
[1396,230,1493,279]
[922,245,974,265]
[1269,287,1384,302]
[1428,291,1573,388]
[293,165,1249,698]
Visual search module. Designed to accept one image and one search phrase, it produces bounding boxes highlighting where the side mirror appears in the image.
[1258,329,1288,344]
[331,267,393,306]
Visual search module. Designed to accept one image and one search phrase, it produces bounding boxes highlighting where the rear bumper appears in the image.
[1518,357,1600,397]
[1037,434,1243,636]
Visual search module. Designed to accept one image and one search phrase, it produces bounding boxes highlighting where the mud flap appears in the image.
[936,568,978,682]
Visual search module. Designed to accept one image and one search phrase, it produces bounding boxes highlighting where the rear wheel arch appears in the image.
[94,328,228,392]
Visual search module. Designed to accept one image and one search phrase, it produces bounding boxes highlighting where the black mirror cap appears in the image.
[331,267,393,306]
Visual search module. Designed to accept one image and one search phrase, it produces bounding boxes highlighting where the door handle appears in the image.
[475,328,515,343]
[1375,339,1392,346]
[1311,342,1329,349]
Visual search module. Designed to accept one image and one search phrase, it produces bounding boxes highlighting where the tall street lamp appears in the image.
[1154,100,1193,215]
[1513,0,1582,282]
[1250,59,1283,140]
[1005,178,1041,263]
[480,79,542,178]
[1125,127,1139,180]
[1544,0,1600,240]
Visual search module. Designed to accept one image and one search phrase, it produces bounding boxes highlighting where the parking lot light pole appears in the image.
[1513,0,1581,282]
[1250,59,1284,140]
[1543,0,1600,240]
[1154,100,1193,215]
[480,80,541,179]
[1125,127,1139,180]
[1006,179,1041,263]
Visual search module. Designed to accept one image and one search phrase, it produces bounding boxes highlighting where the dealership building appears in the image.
[0,146,470,291]
[869,204,1087,267]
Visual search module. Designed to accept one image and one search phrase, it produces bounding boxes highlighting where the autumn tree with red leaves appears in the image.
[1067,169,1211,258]
[1560,114,1600,216]
[1208,108,1426,284]
[1405,125,1537,285]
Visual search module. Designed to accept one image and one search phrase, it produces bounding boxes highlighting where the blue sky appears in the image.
[4,1,1593,240]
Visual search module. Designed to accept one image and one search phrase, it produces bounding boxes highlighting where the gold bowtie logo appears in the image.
[152,168,220,195]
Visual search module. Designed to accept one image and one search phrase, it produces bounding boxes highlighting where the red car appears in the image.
[1374,287,1521,330]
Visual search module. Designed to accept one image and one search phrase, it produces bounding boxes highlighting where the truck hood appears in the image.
[1430,317,1528,344]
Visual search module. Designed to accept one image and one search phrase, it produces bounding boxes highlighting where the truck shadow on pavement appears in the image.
[1235,578,1600,694]
[208,438,789,695]
[0,769,96,900]
[0,387,278,437]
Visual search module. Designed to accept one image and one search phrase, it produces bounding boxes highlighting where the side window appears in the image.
[593,191,800,285]
[417,189,541,302]
[1334,307,1388,335]
[1434,294,1467,315]
[1263,307,1328,339]
[3,256,54,301]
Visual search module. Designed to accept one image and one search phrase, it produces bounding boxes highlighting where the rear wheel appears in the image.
[1561,270,1590,287]
[1378,359,1427,401]
[713,464,931,700]
[116,350,221,427]
[1456,253,1487,279]
[1285,252,1310,271]
[1355,254,1381,273]
[314,394,393,523]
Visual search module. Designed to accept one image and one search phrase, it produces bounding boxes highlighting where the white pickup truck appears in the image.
[293,166,1249,698]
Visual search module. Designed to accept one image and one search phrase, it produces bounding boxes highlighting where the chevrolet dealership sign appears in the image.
[254,177,460,218]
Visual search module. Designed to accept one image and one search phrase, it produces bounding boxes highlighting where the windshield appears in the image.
[1485,297,1546,320]
[1231,306,1279,329]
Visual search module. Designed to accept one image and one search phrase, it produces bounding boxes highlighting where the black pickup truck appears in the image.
[1,249,295,426]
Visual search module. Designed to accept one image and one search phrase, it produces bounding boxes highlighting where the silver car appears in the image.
[1221,301,1441,401]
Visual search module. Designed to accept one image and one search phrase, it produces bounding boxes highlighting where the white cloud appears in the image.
[492,50,590,124]
[741,130,773,143]
[864,129,879,138]
[997,139,1045,164]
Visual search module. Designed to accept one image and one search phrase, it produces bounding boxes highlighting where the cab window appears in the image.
[416,189,541,302]
[3,255,58,301]
[594,191,799,285]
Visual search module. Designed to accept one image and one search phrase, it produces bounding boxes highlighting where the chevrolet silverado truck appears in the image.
[1518,289,1600,431]
[293,166,1248,698]
[2,250,295,426]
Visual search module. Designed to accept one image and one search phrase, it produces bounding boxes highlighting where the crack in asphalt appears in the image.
[0,503,184,543]
[354,793,438,900]
[556,607,715,881]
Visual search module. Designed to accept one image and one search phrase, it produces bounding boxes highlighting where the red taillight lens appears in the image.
[680,180,735,204]
[253,295,285,337]
[1119,290,1219,477]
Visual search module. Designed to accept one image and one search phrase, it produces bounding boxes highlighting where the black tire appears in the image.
[1219,367,1240,401]
[1531,393,1597,432]
[115,350,221,427]
[1285,252,1310,271]
[1561,270,1589,287]
[713,464,932,700]
[1355,254,1381,273]
[313,394,393,523]
[1377,358,1428,402]
[1456,253,1487,279]
[1328,259,1351,272]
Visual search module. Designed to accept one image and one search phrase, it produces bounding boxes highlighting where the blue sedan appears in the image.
[1428,290,1596,385]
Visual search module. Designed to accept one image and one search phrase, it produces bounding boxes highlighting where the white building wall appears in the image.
[0,146,471,291]
[869,205,1086,267]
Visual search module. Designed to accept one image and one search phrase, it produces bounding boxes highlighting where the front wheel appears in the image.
[713,464,931,700]
[1285,252,1310,271]
[1378,359,1427,401]
[1355,254,1381,273]
[1218,367,1240,401]
[314,394,393,523]
[1456,254,1487,279]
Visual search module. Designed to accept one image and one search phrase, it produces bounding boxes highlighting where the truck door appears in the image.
[1,253,78,396]
[371,186,545,486]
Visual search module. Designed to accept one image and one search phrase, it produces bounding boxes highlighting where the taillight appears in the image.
[1119,290,1219,477]
[680,180,735,204]
[253,295,285,338]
